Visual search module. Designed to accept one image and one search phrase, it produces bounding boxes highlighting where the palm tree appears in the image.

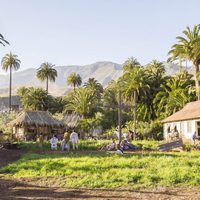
[64,87,94,118]
[0,33,9,46]
[168,25,200,99]
[154,71,195,118]
[1,52,20,111]
[37,62,57,94]
[20,87,48,111]
[119,66,149,139]
[123,57,140,72]
[84,78,103,100]
[67,72,82,91]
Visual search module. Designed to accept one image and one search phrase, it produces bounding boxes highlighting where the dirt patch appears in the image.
[0,148,25,168]
[0,178,199,200]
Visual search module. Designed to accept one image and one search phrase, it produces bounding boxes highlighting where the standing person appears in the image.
[70,130,79,150]
[38,133,44,151]
[61,131,70,152]
[50,135,58,150]
[192,131,197,145]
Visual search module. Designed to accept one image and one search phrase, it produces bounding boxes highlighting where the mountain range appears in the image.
[0,61,193,97]
[0,61,123,97]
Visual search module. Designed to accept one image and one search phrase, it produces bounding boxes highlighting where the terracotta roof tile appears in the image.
[162,100,200,123]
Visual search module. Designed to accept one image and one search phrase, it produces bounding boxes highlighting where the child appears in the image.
[50,135,58,150]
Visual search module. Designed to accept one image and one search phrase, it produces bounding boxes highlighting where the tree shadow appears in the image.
[0,178,188,200]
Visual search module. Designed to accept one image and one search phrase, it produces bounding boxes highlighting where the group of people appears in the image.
[38,130,79,152]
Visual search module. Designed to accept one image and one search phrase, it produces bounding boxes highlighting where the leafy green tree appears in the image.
[144,60,167,120]
[154,71,195,118]
[19,87,48,111]
[123,57,140,72]
[17,86,28,97]
[84,78,103,100]
[64,87,95,118]
[119,66,149,103]
[67,72,82,91]
[37,62,57,94]
[0,34,9,46]
[1,52,21,111]
[168,25,200,99]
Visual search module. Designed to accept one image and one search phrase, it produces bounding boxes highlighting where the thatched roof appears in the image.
[63,113,81,128]
[9,111,64,127]
[162,100,200,123]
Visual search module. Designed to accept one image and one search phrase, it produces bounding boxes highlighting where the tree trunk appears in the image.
[118,90,122,145]
[133,90,137,140]
[194,63,200,100]
[9,66,12,112]
[73,82,76,92]
[46,77,48,94]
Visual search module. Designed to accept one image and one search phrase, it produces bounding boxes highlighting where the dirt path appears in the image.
[0,149,200,199]
[0,178,200,200]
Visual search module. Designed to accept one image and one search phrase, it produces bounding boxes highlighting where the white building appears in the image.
[162,101,200,143]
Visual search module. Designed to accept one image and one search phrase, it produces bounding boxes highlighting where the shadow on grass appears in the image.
[0,178,185,200]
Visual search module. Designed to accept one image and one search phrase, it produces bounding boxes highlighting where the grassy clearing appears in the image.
[19,140,162,152]
[1,149,200,189]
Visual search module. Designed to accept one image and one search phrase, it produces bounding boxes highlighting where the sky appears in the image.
[0,0,200,73]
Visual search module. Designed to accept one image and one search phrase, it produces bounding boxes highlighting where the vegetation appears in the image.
[0,33,9,46]
[168,25,200,99]
[37,62,57,94]
[1,25,200,139]
[1,52,21,112]
[67,72,82,91]
[2,150,200,188]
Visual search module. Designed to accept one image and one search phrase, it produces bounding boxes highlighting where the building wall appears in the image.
[164,119,199,143]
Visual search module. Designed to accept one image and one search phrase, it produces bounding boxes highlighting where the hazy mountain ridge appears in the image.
[0,61,123,97]
[0,61,193,97]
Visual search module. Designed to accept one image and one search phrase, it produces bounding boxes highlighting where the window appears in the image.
[187,121,192,133]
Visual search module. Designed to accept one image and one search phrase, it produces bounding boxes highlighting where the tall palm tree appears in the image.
[0,33,9,46]
[123,57,140,72]
[168,25,200,99]
[1,52,20,111]
[67,72,82,91]
[119,66,149,139]
[37,62,57,94]
[84,78,103,100]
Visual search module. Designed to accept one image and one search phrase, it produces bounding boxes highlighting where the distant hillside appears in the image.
[0,61,193,97]
[0,61,123,97]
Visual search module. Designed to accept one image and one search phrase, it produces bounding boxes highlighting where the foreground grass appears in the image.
[1,150,200,189]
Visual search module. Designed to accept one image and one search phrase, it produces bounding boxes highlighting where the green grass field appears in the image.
[1,140,200,189]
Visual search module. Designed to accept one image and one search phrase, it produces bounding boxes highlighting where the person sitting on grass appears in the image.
[101,138,116,151]
[70,130,79,150]
[50,135,58,150]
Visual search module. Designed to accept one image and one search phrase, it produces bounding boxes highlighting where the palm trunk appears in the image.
[9,66,12,112]
[46,77,48,94]
[118,90,122,145]
[73,83,76,92]
[133,90,137,140]
[194,62,200,100]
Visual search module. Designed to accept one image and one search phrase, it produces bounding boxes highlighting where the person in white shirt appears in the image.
[70,130,79,150]
[50,135,58,150]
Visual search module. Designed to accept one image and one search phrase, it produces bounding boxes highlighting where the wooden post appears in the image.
[133,90,136,140]
[118,90,122,144]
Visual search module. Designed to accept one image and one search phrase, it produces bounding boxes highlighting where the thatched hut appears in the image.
[9,111,65,140]
[63,113,81,128]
